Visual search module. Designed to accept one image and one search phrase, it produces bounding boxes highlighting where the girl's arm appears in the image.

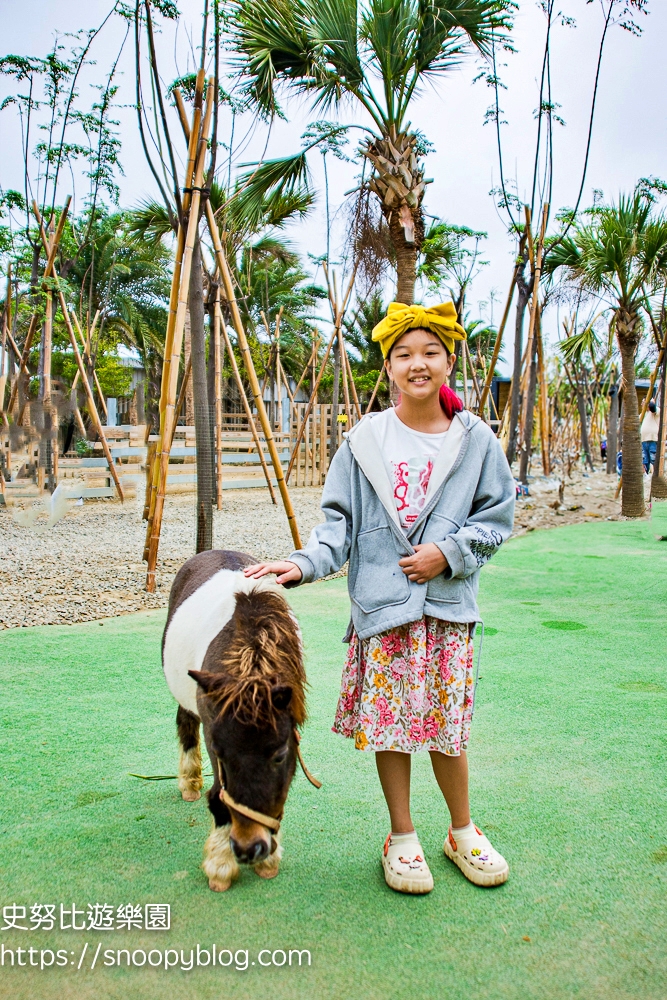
[244,443,354,588]
[435,430,516,579]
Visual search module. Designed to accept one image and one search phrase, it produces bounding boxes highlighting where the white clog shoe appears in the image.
[382,833,434,894]
[443,824,509,887]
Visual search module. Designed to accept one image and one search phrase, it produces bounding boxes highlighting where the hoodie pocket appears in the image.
[353,526,411,614]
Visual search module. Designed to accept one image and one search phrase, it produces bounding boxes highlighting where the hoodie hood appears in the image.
[346,409,476,533]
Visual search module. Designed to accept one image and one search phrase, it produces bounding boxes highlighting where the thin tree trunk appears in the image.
[507,279,530,465]
[518,330,538,484]
[449,288,465,390]
[184,309,194,425]
[606,368,618,474]
[617,320,644,517]
[189,235,213,551]
[576,371,594,471]
[329,335,341,461]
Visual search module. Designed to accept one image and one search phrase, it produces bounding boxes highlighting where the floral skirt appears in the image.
[332,617,474,755]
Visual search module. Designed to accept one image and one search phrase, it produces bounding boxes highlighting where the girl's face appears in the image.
[386,328,455,403]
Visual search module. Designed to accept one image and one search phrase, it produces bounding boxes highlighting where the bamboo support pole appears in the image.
[205,199,300,545]
[213,287,223,509]
[33,200,122,497]
[479,267,519,417]
[56,288,124,499]
[365,362,387,414]
[461,337,469,408]
[339,329,352,423]
[143,70,205,537]
[70,310,108,419]
[535,307,551,475]
[286,326,339,482]
[518,205,549,449]
[8,197,71,414]
[169,354,192,449]
[218,304,277,504]
[287,268,357,480]
[344,345,362,420]
[145,76,214,587]
[42,221,56,490]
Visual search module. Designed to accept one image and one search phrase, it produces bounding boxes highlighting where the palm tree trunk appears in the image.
[617,317,645,517]
[606,370,618,474]
[387,212,418,305]
[507,281,530,465]
[189,235,214,551]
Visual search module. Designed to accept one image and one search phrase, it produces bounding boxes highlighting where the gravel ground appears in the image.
[0,489,326,629]
[0,465,642,630]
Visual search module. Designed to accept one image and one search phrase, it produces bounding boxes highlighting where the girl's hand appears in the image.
[398,543,448,584]
[243,561,303,585]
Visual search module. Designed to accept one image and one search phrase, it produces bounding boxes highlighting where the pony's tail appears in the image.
[439,383,464,419]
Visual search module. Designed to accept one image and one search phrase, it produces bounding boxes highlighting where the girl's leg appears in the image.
[428,750,470,829]
[375,751,413,833]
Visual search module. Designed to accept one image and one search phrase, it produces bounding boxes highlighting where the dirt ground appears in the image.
[510,464,631,536]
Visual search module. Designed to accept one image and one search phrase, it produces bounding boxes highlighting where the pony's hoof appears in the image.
[208,877,232,892]
[181,789,201,802]
[254,860,280,880]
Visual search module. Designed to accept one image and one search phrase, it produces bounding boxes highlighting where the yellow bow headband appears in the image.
[372,301,466,359]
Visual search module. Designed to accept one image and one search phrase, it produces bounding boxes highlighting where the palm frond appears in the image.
[125,199,175,245]
[228,0,318,117]
[235,152,311,222]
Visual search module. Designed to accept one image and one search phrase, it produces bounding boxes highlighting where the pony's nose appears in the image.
[230,836,269,864]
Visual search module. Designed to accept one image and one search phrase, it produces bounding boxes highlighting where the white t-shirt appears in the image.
[641,410,659,443]
[370,408,448,530]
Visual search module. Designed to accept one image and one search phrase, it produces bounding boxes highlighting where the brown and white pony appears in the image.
[162,549,306,891]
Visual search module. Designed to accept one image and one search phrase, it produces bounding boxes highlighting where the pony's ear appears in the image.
[270,684,293,712]
[188,669,221,693]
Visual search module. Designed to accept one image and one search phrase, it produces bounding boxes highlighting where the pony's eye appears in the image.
[272,747,288,765]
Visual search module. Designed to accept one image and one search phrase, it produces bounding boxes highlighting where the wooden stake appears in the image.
[204,198,300,546]
[365,363,387,414]
[33,201,122,498]
[169,354,192,450]
[478,265,516,418]
[286,325,338,482]
[8,196,71,414]
[535,307,551,475]
[218,304,277,504]
[145,75,214,589]
[343,345,362,421]
[56,288,124,499]
[143,70,206,548]
[213,286,223,509]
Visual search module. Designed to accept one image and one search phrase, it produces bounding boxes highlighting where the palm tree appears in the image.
[229,0,513,304]
[547,190,667,517]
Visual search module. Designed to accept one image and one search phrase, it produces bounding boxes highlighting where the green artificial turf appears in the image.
[1,515,666,1000]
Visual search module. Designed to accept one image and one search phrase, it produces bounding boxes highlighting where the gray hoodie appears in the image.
[287,409,515,639]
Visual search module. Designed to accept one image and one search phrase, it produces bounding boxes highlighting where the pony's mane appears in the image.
[204,588,306,728]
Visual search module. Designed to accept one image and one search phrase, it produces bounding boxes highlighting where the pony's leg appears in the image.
[203,788,239,892]
[176,706,203,802]
[253,828,283,880]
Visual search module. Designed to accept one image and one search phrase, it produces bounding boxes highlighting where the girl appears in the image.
[244,301,515,894]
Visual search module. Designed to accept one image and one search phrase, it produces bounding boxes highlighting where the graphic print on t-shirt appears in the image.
[370,407,448,532]
[392,457,433,526]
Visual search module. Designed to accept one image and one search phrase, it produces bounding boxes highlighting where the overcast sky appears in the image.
[1,0,665,370]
